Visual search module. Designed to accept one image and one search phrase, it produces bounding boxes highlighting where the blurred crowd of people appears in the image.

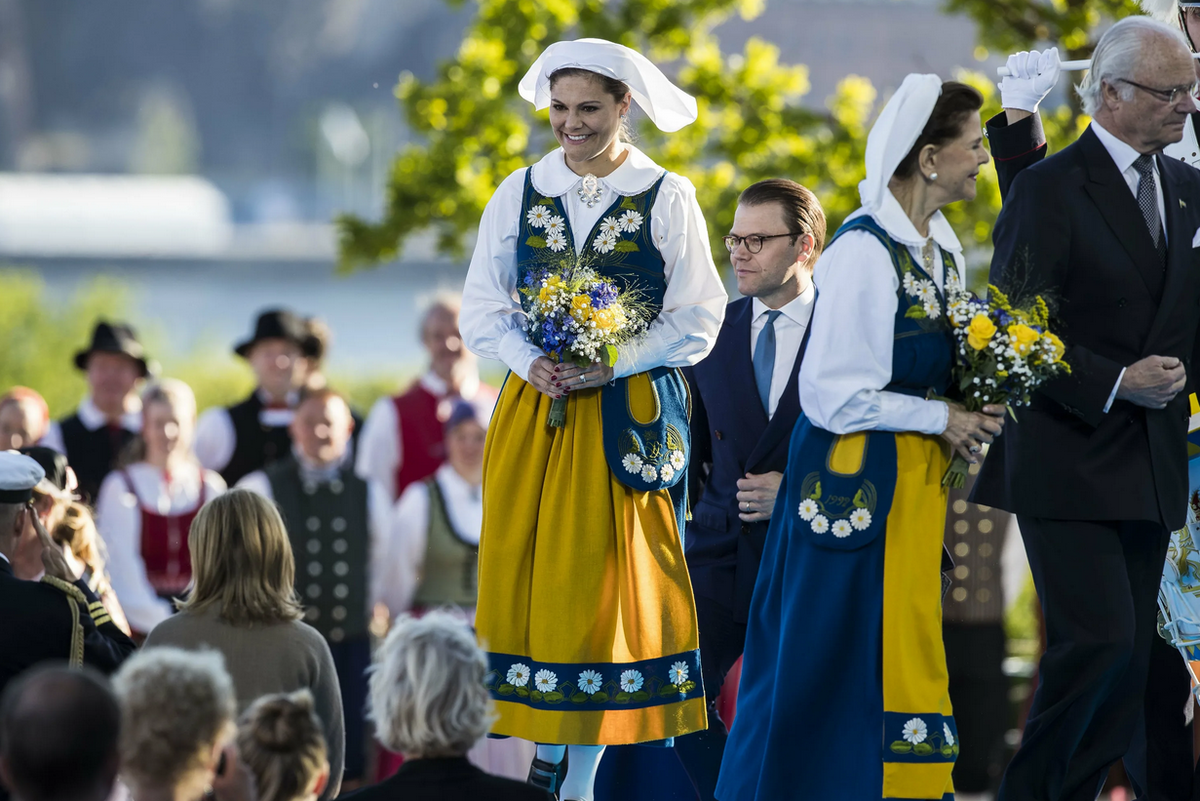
[0,300,549,801]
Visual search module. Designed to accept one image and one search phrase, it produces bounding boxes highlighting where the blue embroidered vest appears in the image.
[784,215,956,551]
[515,169,691,529]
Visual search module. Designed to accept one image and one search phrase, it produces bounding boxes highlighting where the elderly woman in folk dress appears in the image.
[715,76,1007,801]
[461,38,726,801]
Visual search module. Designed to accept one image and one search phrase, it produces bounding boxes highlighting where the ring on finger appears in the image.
[969,445,982,454]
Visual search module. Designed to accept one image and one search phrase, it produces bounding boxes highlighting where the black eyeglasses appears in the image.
[1117,78,1199,106]
[723,232,795,254]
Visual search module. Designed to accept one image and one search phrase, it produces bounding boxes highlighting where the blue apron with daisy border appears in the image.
[717,215,960,801]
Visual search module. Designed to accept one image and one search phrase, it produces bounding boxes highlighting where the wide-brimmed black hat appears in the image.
[73,321,153,377]
[234,309,309,358]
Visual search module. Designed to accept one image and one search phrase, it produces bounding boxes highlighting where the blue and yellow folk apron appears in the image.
[475,169,707,746]
[716,216,958,801]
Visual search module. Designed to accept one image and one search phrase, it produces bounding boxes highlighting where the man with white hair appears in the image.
[971,17,1200,801]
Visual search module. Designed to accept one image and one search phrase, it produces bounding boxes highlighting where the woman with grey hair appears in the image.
[112,646,256,801]
[341,610,550,801]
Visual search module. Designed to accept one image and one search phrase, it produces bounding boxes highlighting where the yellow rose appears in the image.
[965,313,997,351]
[538,276,564,304]
[1007,323,1041,357]
[570,294,593,322]
[1044,332,1065,363]
[592,308,615,330]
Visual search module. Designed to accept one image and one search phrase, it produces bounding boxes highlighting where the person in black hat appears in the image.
[42,321,153,503]
[195,308,312,486]
[0,451,136,698]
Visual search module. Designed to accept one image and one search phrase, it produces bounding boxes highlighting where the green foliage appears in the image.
[0,269,403,418]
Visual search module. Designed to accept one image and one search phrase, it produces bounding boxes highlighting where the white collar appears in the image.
[419,369,481,400]
[848,189,962,252]
[751,282,816,327]
[1090,120,1153,177]
[435,462,481,495]
[0,551,9,565]
[530,144,665,199]
[77,395,143,432]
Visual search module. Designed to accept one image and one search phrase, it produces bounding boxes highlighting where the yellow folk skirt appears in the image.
[475,374,707,745]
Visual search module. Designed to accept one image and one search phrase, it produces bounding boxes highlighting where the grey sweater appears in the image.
[145,608,345,799]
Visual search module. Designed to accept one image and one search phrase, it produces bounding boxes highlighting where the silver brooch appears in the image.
[577,173,602,208]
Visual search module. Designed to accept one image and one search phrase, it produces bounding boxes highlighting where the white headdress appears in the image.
[518,38,698,133]
[857,74,943,213]
[1139,0,1182,24]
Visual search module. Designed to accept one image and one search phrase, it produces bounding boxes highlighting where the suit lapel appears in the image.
[1079,127,1164,299]
[744,322,808,474]
[1144,159,1193,350]
[726,299,769,432]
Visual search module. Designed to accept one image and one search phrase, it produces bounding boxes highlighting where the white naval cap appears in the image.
[0,450,46,504]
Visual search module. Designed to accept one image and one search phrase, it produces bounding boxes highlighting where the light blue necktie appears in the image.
[753,310,782,415]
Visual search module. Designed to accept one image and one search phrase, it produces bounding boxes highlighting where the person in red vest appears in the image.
[354,295,497,536]
[95,379,225,637]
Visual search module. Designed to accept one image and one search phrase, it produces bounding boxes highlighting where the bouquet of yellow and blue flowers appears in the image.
[520,266,649,428]
[942,282,1071,488]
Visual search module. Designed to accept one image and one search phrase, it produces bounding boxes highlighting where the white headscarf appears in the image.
[518,38,698,133]
[858,74,943,213]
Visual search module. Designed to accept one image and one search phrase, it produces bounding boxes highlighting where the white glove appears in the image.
[999,47,1061,113]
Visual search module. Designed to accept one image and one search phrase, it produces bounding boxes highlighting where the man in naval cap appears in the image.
[0,451,136,697]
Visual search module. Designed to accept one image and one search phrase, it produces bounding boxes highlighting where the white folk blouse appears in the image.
[798,189,964,437]
[461,145,727,380]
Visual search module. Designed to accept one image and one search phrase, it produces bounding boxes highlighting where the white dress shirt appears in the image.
[1090,120,1172,412]
[95,461,225,633]
[374,463,482,617]
[799,190,962,436]
[461,145,727,381]
[749,285,816,419]
[42,396,143,454]
[354,370,493,536]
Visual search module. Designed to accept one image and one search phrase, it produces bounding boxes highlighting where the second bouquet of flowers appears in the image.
[942,282,1071,488]
[521,265,650,428]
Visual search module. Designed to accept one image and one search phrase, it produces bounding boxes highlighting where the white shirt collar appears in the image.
[1090,120,1153,177]
[419,369,481,400]
[77,395,143,432]
[0,551,9,565]
[751,282,816,327]
[530,144,665,199]
[436,462,481,496]
[852,188,962,253]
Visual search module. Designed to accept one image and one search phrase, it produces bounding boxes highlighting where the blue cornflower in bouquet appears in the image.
[521,266,650,428]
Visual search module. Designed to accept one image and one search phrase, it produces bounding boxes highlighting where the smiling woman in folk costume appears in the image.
[715,76,1005,801]
[461,38,726,801]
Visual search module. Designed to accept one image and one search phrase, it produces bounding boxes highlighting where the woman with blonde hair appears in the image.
[343,610,550,801]
[12,446,131,634]
[237,690,330,801]
[145,489,344,800]
[96,378,225,636]
[113,646,256,801]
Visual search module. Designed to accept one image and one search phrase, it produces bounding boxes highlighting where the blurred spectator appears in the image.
[236,691,330,801]
[0,388,50,451]
[0,451,136,695]
[144,489,344,800]
[355,296,497,537]
[375,401,532,781]
[43,322,153,503]
[239,389,371,785]
[195,309,309,486]
[0,666,120,801]
[15,446,130,635]
[112,647,255,801]
[97,380,225,636]
[345,611,551,801]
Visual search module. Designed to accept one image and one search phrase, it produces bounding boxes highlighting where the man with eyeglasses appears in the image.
[969,16,1200,801]
[671,178,825,801]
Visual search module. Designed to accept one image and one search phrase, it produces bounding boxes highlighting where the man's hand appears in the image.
[736,471,783,522]
[1116,355,1187,409]
[526,356,563,399]
[211,744,258,801]
[1001,47,1061,122]
[940,403,1006,464]
[29,504,73,582]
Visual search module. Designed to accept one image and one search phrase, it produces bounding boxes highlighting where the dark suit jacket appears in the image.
[972,122,1200,529]
[683,297,806,623]
[340,757,552,801]
[0,558,137,695]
